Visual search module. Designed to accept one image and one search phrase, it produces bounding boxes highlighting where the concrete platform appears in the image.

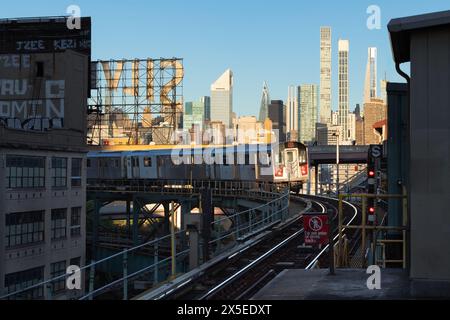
[252,268,449,300]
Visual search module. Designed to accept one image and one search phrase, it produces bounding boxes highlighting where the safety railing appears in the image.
[0,230,189,301]
[337,191,408,269]
[2,180,289,300]
[87,179,281,195]
[209,188,290,256]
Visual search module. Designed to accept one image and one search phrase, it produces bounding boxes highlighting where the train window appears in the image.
[132,157,139,167]
[259,153,271,166]
[245,153,250,165]
[287,151,294,162]
[144,157,152,167]
[113,159,120,168]
[299,150,306,163]
[87,159,91,167]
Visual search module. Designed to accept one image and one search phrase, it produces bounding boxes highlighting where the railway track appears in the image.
[156,194,360,300]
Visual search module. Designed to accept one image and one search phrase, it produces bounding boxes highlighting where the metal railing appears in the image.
[87,179,281,196]
[337,192,408,269]
[1,230,189,300]
[209,188,290,255]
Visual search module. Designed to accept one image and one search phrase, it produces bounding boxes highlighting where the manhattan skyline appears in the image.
[1,0,449,117]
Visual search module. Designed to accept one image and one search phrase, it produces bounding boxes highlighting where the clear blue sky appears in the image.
[2,1,449,116]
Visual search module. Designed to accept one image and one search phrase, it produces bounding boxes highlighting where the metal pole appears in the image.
[154,242,159,284]
[170,201,176,277]
[328,207,335,275]
[123,250,128,300]
[338,194,343,267]
[362,197,367,268]
[88,262,95,300]
[336,134,340,196]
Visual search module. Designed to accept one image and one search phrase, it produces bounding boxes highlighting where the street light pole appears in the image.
[332,131,340,196]
[329,131,340,276]
[336,134,340,196]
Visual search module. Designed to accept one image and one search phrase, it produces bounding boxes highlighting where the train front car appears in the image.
[273,141,308,193]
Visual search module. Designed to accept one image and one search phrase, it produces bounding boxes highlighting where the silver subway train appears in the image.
[87,141,308,190]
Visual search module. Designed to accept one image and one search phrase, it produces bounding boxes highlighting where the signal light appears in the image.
[369,207,375,214]
[368,170,375,177]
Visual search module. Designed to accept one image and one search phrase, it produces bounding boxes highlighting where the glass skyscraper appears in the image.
[183,96,210,130]
[298,84,318,143]
[210,69,233,128]
[258,81,270,122]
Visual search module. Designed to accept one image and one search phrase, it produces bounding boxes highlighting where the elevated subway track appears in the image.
[135,195,361,300]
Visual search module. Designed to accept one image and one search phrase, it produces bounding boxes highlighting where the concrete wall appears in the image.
[409,25,450,281]
[0,50,88,152]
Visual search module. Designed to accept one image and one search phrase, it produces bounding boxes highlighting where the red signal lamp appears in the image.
[369,207,375,214]
[368,170,375,177]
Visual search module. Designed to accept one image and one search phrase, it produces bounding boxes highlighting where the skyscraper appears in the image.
[210,69,233,128]
[286,85,299,141]
[298,84,318,143]
[338,39,349,141]
[364,47,377,103]
[268,100,285,142]
[183,96,210,130]
[258,81,270,122]
[319,26,332,124]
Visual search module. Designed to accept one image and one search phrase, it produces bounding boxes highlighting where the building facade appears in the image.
[268,100,285,143]
[364,47,378,104]
[210,69,233,128]
[347,112,356,143]
[0,17,90,300]
[183,96,210,131]
[363,98,387,145]
[298,84,318,143]
[286,85,298,141]
[236,116,263,144]
[319,26,332,125]
[338,39,349,141]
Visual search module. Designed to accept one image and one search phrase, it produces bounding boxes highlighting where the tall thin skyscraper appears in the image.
[298,84,318,143]
[258,81,270,122]
[380,79,387,104]
[338,39,349,140]
[319,26,332,124]
[286,85,299,141]
[364,47,377,103]
[210,69,233,128]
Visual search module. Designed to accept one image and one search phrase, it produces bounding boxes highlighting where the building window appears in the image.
[5,211,45,248]
[70,257,81,267]
[52,157,67,187]
[50,260,66,293]
[5,266,44,299]
[143,157,152,167]
[6,155,45,189]
[71,158,82,187]
[36,61,44,77]
[51,209,67,240]
[70,207,81,237]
